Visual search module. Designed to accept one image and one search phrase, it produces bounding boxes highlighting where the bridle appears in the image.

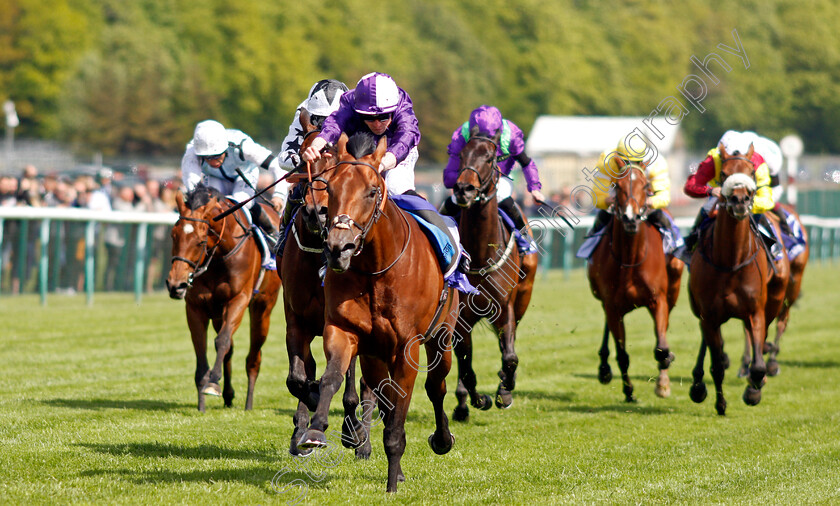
[325,160,411,276]
[171,203,251,286]
[719,155,757,215]
[458,135,502,203]
[611,163,650,224]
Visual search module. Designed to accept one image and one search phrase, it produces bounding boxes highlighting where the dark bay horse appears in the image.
[587,162,684,401]
[738,202,809,377]
[450,130,537,420]
[688,145,790,415]
[280,116,372,458]
[166,185,281,412]
[298,132,458,492]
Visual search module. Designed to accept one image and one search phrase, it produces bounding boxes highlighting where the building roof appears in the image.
[525,115,681,157]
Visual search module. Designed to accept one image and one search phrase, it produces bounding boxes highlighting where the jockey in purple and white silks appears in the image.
[440,105,545,254]
[302,72,421,196]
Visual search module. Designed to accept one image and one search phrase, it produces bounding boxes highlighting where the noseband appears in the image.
[612,164,650,222]
[326,160,386,257]
[720,155,757,214]
[458,135,501,203]
[171,215,225,286]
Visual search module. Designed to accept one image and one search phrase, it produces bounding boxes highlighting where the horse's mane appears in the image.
[185,184,225,210]
[346,131,378,159]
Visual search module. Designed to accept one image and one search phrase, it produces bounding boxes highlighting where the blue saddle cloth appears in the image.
[391,194,476,294]
[777,207,808,260]
[575,213,684,260]
[497,209,539,255]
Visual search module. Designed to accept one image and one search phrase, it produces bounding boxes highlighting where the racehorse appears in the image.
[166,185,281,412]
[738,203,809,377]
[688,145,790,415]
[297,132,458,492]
[280,113,372,458]
[449,130,537,420]
[587,161,683,401]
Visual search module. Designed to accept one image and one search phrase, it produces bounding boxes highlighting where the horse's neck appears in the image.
[712,211,754,267]
[356,201,407,271]
[214,208,252,257]
[460,199,502,261]
[611,216,647,264]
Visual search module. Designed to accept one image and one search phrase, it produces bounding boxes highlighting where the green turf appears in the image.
[1,263,839,504]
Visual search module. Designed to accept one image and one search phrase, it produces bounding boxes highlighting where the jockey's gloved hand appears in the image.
[379,152,397,173]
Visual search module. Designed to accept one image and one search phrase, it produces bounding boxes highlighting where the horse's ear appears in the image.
[300,108,312,131]
[492,129,502,146]
[746,142,754,158]
[176,191,187,214]
[336,133,349,158]
[373,135,388,164]
[718,142,729,159]
[469,125,481,138]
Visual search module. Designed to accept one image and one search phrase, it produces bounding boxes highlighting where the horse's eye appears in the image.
[367,187,377,198]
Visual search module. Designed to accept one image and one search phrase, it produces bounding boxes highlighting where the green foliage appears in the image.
[6,0,840,158]
[1,264,839,503]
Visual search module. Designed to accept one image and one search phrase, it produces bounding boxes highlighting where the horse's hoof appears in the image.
[689,382,707,403]
[767,360,780,377]
[624,394,637,403]
[715,398,727,416]
[452,405,470,422]
[341,419,365,449]
[598,364,613,384]
[654,384,671,398]
[428,432,455,455]
[472,394,492,411]
[397,472,406,483]
[297,429,327,450]
[202,383,222,397]
[355,446,371,460]
[743,386,762,406]
[289,445,314,457]
[721,353,731,370]
[737,365,749,378]
[495,386,513,409]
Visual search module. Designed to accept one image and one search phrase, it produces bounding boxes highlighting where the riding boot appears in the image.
[439,195,461,217]
[587,209,612,237]
[683,208,708,253]
[401,189,425,200]
[498,197,528,232]
[252,203,281,252]
[771,205,794,237]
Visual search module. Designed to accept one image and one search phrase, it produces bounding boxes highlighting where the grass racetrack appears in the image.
[2,264,839,504]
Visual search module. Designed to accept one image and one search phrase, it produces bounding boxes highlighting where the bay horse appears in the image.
[280,114,372,458]
[166,185,281,412]
[587,161,683,401]
[738,202,809,377]
[688,145,790,415]
[297,132,458,493]
[449,130,537,420]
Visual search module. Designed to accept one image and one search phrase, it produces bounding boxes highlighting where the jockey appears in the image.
[302,72,421,197]
[587,136,677,238]
[181,119,288,253]
[681,130,775,260]
[440,105,545,253]
[276,79,348,241]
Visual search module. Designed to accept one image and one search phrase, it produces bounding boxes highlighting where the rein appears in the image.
[464,216,517,275]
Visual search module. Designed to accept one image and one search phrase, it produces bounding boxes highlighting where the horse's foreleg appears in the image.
[285,315,317,411]
[606,310,634,402]
[354,376,375,460]
[205,294,250,397]
[702,321,727,415]
[381,344,419,493]
[598,321,612,384]
[495,308,519,409]
[341,356,366,451]
[452,320,490,421]
[186,306,210,412]
[767,300,790,377]
[737,325,751,378]
[289,400,311,457]
[298,325,355,450]
[689,338,708,404]
[743,313,767,407]
[222,341,234,407]
[648,295,674,398]
[425,327,454,457]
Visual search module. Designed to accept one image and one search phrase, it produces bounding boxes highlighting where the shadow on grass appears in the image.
[79,465,333,494]
[563,404,674,415]
[79,441,283,462]
[779,359,840,369]
[573,372,689,384]
[41,398,193,411]
[511,389,577,403]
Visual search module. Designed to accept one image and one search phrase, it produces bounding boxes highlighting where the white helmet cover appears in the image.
[306,79,348,116]
[752,135,783,176]
[718,130,754,156]
[192,120,228,156]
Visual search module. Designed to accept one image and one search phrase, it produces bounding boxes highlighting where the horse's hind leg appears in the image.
[606,310,634,402]
[738,327,751,378]
[742,313,767,407]
[598,321,612,384]
[766,303,789,377]
[648,296,675,398]
[702,321,728,415]
[425,327,455,456]
[245,291,276,410]
[289,400,311,457]
[341,356,368,452]
[222,342,235,407]
[353,377,375,460]
[689,338,708,404]
[452,320,490,422]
